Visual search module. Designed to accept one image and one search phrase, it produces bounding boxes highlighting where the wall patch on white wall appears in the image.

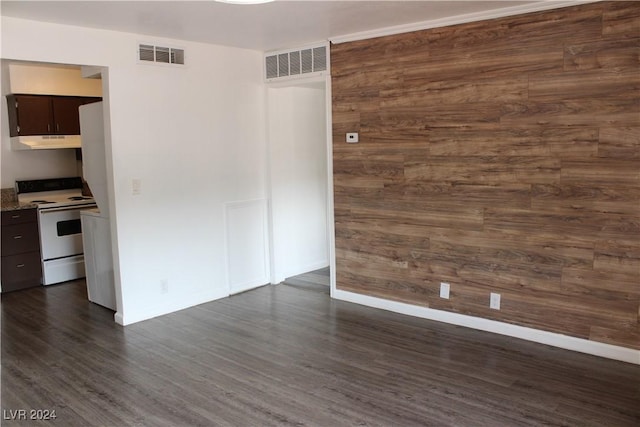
[225,199,270,295]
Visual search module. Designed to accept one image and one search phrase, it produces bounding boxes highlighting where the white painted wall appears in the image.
[0,60,79,187]
[268,84,329,283]
[1,17,268,324]
[225,199,270,294]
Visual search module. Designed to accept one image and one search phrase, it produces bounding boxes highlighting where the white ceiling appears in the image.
[0,0,544,52]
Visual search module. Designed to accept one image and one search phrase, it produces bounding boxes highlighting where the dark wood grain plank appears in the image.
[500,98,639,127]
[528,69,640,101]
[593,240,640,275]
[427,127,598,158]
[599,126,640,158]
[404,156,561,184]
[603,1,640,38]
[564,37,640,70]
[379,76,528,107]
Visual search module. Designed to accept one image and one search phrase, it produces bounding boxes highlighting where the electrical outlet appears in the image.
[161,279,169,294]
[440,282,450,299]
[346,132,359,143]
[490,292,501,310]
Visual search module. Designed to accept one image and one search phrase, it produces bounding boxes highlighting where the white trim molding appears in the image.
[115,288,226,326]
[333,289,640,365]
[330,0,601,45]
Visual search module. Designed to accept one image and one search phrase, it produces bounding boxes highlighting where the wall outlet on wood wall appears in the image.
[346,132,359,143]
[490,293,501,310]
[440,282,450,299]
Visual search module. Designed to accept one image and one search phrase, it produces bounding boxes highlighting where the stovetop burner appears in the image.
[16,177,96,210]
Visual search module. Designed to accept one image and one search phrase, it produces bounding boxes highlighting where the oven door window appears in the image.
[39,207,90,260]
[57,219,82,236]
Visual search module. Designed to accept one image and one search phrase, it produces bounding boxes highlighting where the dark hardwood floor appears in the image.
[1,277,639,426]
[283,267,330,294]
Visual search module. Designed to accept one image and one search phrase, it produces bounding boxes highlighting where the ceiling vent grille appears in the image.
[139,44,185,65]
[265,45,328,81]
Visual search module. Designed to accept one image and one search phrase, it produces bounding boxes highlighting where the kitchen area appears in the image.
[0,21,332,327]
[0,60,115,311]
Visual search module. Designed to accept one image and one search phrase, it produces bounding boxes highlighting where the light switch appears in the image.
[132,178,141,196]
[346,132,359,143]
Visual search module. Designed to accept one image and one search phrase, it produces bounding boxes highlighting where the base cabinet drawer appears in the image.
[1,251,42,292]
[1,222,40,256]
[2,207,42,292]
[1,209,37,226]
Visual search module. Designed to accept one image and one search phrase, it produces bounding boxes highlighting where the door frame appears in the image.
[264,74,335,294]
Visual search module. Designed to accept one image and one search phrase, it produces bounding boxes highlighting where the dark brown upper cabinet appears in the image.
[6,94,102,137]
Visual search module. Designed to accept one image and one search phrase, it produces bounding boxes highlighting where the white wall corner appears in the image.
[114,311,125,326]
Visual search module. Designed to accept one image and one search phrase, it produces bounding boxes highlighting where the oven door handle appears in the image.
[38,204,97,214]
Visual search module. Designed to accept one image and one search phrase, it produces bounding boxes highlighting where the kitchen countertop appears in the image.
[1,200,37,212]
[1,187,36,212]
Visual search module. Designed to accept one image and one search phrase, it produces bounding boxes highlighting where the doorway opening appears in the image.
[266,78,332,292]
[0,59,120,316]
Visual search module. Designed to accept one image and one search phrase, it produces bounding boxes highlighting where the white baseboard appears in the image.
[332,289,640,365]
[229,279,270,295]
[115,289,227,326]
[114,311,124,325]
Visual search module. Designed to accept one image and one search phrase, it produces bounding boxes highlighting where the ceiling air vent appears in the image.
[278,53,289,77]
[139,44,185,65]
[301,49,313,74]
[265,44,328,81]
[312,47,326,71]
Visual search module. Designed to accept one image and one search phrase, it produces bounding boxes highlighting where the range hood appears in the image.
[11,135,81,150]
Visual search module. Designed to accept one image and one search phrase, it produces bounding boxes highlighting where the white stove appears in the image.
[18,189,96,209]
[16,177,97,285]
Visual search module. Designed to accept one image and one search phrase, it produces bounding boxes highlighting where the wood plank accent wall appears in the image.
[331,1,640,350]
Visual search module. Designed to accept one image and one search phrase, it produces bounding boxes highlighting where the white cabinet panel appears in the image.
[81,210,116,310]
